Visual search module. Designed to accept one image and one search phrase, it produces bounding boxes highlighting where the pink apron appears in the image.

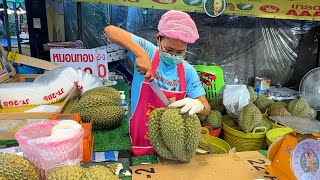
[130,50,187,156]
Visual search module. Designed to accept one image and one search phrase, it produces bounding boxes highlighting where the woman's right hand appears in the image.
[136,54,152,79]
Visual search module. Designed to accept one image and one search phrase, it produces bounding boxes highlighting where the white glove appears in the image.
[168,97,204,115]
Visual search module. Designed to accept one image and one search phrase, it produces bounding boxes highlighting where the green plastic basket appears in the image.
[202,127,231,154]
[263,108,286,129]
[194,65,225,100]
[222,116,268,152]
[266,127,293,147]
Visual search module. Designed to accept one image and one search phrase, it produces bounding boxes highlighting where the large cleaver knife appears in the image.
[149,79,170,106]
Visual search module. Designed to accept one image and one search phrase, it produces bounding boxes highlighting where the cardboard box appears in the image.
[132,151,277,180]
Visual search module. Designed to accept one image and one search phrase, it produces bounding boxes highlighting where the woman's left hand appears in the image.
[168,97,204,115]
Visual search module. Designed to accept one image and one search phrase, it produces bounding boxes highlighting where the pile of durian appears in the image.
[0,152,39,180]
[47,165,119,180]
[71,87,125,129]
[224,86,316,133]
[148,108,202,162]
[221,86,273,133]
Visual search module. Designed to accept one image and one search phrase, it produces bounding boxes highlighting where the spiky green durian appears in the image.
[47,165,84,180]
[222,116,238,127]
[287,99,310,117]
[201,110,222,129]
[269,107,291,117]
[0,153,39,180]
[148,108,202,162]
[268,101,287,113]
[82,86,120,98]
[238,103,262,133]
[72,105,124,129]
[71,95,119,113]
[254,95,274,113]
[148,108,176,160]
[247,86,257,102]
[82,165,119,180]
[257,119,272,131]
[208,99,226,114]
[308,107,315,118]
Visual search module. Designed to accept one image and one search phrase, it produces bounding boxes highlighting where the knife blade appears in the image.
[149,80,170,106]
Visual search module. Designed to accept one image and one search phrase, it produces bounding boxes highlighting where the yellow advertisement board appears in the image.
[72,0,320,21]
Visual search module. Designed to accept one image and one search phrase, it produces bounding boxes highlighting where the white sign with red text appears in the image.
[92,46,108,79]
[50,48,108,79]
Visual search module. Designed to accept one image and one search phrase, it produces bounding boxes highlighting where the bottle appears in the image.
[118,91,128,119]
[234,76,239,84]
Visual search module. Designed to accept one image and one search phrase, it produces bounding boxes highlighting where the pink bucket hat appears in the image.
[158,10,199,43]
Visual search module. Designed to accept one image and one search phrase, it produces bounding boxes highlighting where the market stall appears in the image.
[1,0,320,180]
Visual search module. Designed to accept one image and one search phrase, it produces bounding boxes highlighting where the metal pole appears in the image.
[3,0,11,51]
[13,2,22,54]
[77,2,83,41]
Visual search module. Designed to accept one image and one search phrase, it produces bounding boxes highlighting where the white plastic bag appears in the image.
[223,85,250,118]
[0,67,103,108]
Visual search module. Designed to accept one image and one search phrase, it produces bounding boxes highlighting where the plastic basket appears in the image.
[202,128,231,154]
[266,127,293,147]
[263,109,286,129]
[194,65,224,100]
[201,125,222,137]
[15,121,84,179]
[222,116,267,152]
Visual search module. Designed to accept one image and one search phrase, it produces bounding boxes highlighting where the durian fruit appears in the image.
[198,114,207,121]
[254,94,274,113]
[269,107,291,117]
[148,108,176,161]
[257,119,271,131]
[82,86,120,99]
[47,165,120,180]
[222,117,237,128]
[148,108,202,162]
[308,107,315,118]
[233,126,242,131]
[247,86,257,102]
[73,105,124,129]
[201,110,222,129]
[208,99,226,114]
[287,99,310,117]
[82,165,119,180]
[79,94,119,107]
[268,101,287,113]
[0,153,39,180]
[71,86,124,129]
[47,165,84,179]
[238,103,262,133]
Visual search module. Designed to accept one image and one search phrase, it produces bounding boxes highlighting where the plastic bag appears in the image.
[0,67,103,108]
[15,121,84,179]
[223,85,250,118]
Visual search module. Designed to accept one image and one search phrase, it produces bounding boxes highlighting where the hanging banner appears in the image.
[72,0,320,21]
